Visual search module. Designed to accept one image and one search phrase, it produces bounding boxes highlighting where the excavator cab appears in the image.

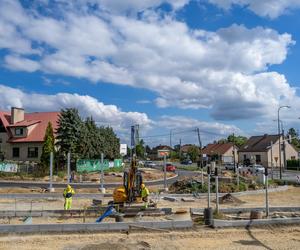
[113,157,143,204]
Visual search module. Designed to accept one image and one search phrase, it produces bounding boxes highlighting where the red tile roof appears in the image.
[202,143,235,155]
[8,120,41,127]
[0,111,60,143]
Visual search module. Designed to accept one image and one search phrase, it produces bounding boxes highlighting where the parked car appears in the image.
[144,161,156,168]
[181,159,192,165]
[240,164,264,175]
[224,163,236,170]
[166,163,176,172]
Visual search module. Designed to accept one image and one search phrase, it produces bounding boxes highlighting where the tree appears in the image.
[227,135,247,147]
[136,139,145,158]
[187,145,199,162]
[56,108,82,166]
[98,126,120,159]
[40,122,55,174]
[78,117,100,159]
[287,128,300,149]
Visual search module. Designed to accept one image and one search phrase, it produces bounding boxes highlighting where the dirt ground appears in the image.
[0,225,299,249]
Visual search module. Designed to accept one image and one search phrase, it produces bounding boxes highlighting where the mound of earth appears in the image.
[218,193,243,204]
[169,177,202,193]
[79,240,151,250]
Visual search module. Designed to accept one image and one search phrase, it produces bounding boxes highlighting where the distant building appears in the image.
[202,142,238,164]
[0,107,60,162]
[238,134,298,167]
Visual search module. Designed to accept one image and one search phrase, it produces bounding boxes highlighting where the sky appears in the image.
[1,0,300,146]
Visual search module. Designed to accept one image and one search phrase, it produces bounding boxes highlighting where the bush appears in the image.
[287,160,300,170]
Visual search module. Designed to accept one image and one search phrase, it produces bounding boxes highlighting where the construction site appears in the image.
[0,159,299,250]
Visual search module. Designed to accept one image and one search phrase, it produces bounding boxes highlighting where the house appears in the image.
[238,134,298,167]
[0,107,60,162]
[202,142,238,164]
[147,145,173,160]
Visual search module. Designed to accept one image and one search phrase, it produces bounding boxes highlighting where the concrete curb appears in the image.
[191,206,300,215]
[0,220,193,234]
[213,217,300,228]
[163,185,289,199]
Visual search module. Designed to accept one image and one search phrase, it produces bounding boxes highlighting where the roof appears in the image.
[8,120,41,127]
[0,110,60,143]
[239,134,279,152]
[202,143,235,155]
[181,144,199,153]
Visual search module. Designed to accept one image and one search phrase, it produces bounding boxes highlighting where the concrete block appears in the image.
[86,223,110,231]
[163,197,177,202]
[62,223,87,232]
[0,225,16,233]
[172,220,193,228]
[14,224,40,233]
[108,222,129,231]
[181,198,195,202]
[39,224,63,232]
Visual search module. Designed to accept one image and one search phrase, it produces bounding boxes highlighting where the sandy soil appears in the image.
[0,225,299,249]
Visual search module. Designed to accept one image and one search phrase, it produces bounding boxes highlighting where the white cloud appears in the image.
[4,55,40,72]
[0,1,299,122]
[208,0,300,18]
[0,84,152,133]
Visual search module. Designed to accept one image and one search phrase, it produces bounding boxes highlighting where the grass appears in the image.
[176,165,199,171]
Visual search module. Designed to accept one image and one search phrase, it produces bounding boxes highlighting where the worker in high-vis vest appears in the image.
[63,184,75,210]
[141,183,150,209]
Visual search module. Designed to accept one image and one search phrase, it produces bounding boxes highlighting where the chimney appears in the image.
[11,107,24,124]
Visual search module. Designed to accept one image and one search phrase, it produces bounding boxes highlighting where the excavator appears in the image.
[112,156,144,204]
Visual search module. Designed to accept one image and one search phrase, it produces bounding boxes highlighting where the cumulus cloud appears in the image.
[0,0,298,122]
[208,0,300,18]
[0,84,152,133]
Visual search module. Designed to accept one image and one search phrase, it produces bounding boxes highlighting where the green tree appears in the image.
[187,145,199,162]
[136,139,145,158]
[40,122,55,174]
[227,135,247,147]
[98,126,120,159]
[56,108,82,166]
[79,117,100,159]
[287,128,300,149]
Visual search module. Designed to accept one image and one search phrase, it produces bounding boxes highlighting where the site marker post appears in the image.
[48,152,54,192]
[99,153,106,193]
[214,163,219,213]
[265,166,269,217]
[164,154,167,191]
[67,152,70,184]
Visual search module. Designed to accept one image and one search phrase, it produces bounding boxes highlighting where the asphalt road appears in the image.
[0,168,297,189]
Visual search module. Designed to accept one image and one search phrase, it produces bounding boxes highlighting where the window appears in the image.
[28,147,38,158]
[256,154,261,163]
[12,147,20,158]
[15,128,24,136]
[291,156,296,160]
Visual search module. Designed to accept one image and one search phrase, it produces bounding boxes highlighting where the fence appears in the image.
[76,159,122,173]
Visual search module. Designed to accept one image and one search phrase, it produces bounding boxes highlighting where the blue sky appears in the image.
[1,0,300,146]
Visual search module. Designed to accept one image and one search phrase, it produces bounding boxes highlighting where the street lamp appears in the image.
[278,105,291,179]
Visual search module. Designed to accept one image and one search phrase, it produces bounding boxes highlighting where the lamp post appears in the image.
[277,106,290,180]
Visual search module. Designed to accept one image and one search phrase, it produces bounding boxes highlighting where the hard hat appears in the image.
[141,183,145,189]
[67,184,71,189]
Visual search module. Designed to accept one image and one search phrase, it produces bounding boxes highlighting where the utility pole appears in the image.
[232,133,236,172]
[179,138,182,158]
[169,130,172,148]
[282,128,287,173]
[270,141,274,180]
[196,128,203,169]
[163,154,168,191]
